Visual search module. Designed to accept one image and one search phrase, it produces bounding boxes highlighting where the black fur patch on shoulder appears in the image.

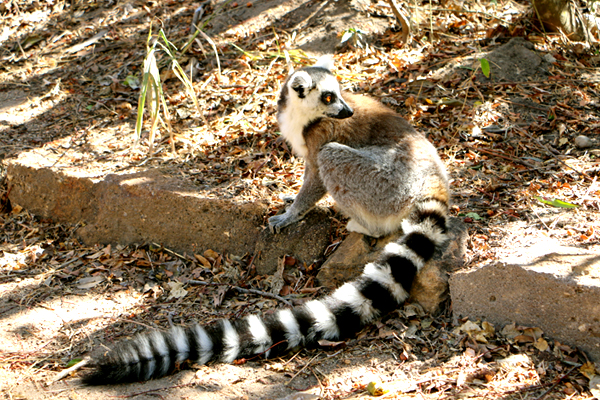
[302,117,323,138]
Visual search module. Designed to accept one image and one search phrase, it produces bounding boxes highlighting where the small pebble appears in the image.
[574,135,593,149]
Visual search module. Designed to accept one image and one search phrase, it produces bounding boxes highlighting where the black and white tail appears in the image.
[82,199,448,385]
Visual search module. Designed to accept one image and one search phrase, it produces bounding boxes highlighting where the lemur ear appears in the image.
[290,71,312,98]
[313,54,334,71]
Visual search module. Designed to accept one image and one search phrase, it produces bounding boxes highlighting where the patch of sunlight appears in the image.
[0,290,144,353]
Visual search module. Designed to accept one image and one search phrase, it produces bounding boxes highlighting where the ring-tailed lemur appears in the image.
[81,57,450,385]
[269,56,449,238]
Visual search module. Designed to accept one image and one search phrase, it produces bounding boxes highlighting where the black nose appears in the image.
[335,105,353,119]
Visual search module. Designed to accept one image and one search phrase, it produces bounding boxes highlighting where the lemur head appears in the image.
[278,56,354,121]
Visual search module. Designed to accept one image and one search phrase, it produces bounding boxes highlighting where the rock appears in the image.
[543,53,557,63]
[431,38,551,85]
[574,135,593,149]
[7,154,266,257]
[254,207,333,275]
[5,151,331,273]
[317,218,467,313]
[316,232,387,288]
[449,244,600,362]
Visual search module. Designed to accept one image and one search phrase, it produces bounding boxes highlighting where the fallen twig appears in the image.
[286,353,320,385]
[534,365,580,400]
[514,127,594,181]
[151,242,186,260]
[187,279,293,306]
[234,340,287,364]
[48,357,90,384]
[404,4,511,24]
[462,143,537,169]
[385,0,411,44]
[109,382,199,398]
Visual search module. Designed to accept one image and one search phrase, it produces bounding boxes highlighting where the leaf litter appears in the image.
[1,0,600,398]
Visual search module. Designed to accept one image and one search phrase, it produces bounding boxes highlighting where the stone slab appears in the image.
[254,207,333,275]
[449,244,600,362]
[5,151,332,273]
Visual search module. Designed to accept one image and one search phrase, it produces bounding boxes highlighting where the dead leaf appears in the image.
[265,362,291,372]
[482,321,495,337]
[213,285,228,307]
[204,249,219,259]
[283,255,296,266]
[76,276,104,289]
[143,282,162,299]
[194,254,212,268]
[455,320,480,333]
[265,257,285,295]
[167,280,188,300]
[454,320,493,343]
[366,381,389,396]
[580,362,598,378]
[514,335,535,344]
[589,374,600,398]
[377,328,396,339]
[279,284,292,296]
[501,323,521,340]
[86,248,105,259]
[317,339,345,348]
[400,324,418,339]
[533,337,549,351]
[497,354,532,369]
[522,327,543,340]
[66,29,109,53]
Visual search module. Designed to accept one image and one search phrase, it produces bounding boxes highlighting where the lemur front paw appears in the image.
[268,212,300,233]
[281,195,296,205]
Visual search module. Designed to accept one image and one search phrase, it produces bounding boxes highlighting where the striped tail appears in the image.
[82,199,448,385]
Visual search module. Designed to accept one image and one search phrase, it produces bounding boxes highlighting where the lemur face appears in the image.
[285,67,354,121]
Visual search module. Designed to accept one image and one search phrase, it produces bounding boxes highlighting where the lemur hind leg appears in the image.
[317,142,414,237]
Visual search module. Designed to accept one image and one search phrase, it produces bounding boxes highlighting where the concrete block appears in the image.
[450,244,600,362]
[5,150,332,273]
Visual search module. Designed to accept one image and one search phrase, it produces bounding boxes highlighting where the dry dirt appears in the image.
[1,0,600,399]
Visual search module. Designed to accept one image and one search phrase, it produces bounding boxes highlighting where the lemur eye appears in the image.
[322,93,334,104]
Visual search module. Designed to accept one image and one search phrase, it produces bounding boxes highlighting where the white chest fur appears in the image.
[278,108,309,158]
